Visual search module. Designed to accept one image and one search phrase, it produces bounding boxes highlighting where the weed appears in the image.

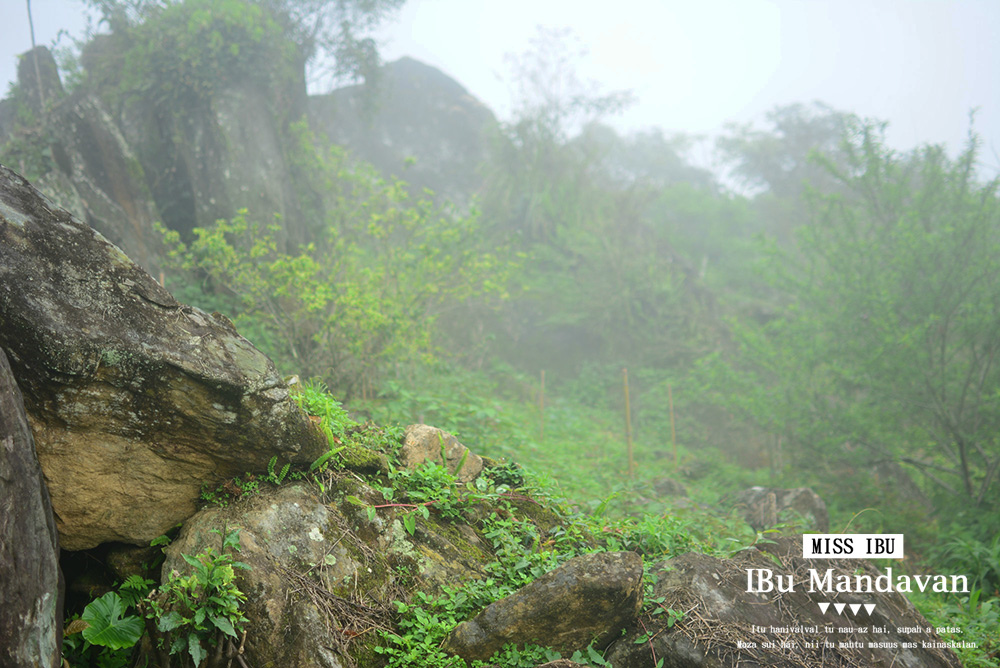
[64,528,249,668]
[912,588,1000,667]
[266,456,291,485]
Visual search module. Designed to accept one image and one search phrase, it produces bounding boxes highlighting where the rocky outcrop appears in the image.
[734,486,829,532]
[37,89,163,274]
[0,165,327,549]
[401,423,484,483]
[443,551,644,663]
[162,477,494,668]
[309,57,497,207]
[0,347,61,668]
[122,76,309,245]
[1,47,164,274]
[606,538,961,668]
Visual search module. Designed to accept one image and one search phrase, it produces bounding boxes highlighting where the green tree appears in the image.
[716,102,852,198]
[165,141,515,398]
[708,122,1000,514]
[80,0,403,86]
[478,29,742,381]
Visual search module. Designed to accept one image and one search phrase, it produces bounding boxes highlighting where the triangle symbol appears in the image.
[818,602,830,614]
[865,603,876,615]
[850,604,862,615]
[834,603,847,614]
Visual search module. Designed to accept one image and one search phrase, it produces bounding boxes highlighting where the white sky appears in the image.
[2,0,999,175]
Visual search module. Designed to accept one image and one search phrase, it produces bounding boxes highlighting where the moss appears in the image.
[351,636,387,668]
[504,496,565,534]
[423,515,489,564]
[100,348,124,367]
[339,443,390,476]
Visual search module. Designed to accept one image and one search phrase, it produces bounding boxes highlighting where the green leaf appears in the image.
[81,592,143,650]
[157,611,187,632]
[182,553,203,568]
[210,614,237,637]
[188,634,208,666]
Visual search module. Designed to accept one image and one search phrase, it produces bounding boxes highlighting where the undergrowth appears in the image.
[65,379,1000,668]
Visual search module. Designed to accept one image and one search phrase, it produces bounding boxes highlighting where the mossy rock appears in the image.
[338,443,390,476]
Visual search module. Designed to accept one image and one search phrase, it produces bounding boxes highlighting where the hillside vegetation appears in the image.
[2,1,998,666]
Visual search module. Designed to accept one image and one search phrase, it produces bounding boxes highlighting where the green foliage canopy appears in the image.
[707,122,1000,512]
[164,141,517,396]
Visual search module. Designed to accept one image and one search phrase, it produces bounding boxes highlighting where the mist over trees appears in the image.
[3,1,999,648]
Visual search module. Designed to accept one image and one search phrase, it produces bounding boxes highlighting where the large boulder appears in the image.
[443,551,644,662]
[0,165,327,549]
[162,477,494,667]
[1,47,165,274]
[309,57,497,208]
[606,538,962,668]
[0,347,61,668]
[122,77,310,245]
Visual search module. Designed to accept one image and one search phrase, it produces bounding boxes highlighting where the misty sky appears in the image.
[2,0,998,176]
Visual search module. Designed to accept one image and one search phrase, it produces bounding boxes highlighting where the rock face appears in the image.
[309,57,497,207]
[606,538,961,668]
[0,347,61,668]
[162,478,494,668]
[0,165,327,549]
[122,77,309,245]
[1,47,165,274]
[401,423,484,482]
[443,551,644,662]
[734,486,829,532]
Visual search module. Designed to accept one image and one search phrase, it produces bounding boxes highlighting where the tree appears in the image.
[716,101,853,198]
[164,140,516,398]
[80,0,403,86]
[710,121,1000,514]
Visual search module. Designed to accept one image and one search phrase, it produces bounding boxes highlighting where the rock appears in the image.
[38,91,164,275]
[120,62,311,245]
[162,478,494,667]
[653,476,688,497]
[606,538,962,668]
[0,347,62,668]
[14,46,63,114]
[163,484,379,668]
[105,543,160,582]
[733,486,829,532]
[309,57,497,208]
[443,551,644,663]
[1,47,165,274]
[0,165,327,549]
[401,424,484,482]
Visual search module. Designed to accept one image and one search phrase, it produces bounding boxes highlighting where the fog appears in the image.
[3,0,999,175]
[3,4,1000,664]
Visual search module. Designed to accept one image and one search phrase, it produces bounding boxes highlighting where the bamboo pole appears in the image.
[539,369,545,443]
[668,383,677,469]
[623,368,634,479]
[26,1,46,110]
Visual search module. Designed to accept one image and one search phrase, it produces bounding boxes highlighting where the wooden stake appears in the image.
[668,383,677,469]
[26,1,45,109]
[623,368,634,479]
[539,370,545,443]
